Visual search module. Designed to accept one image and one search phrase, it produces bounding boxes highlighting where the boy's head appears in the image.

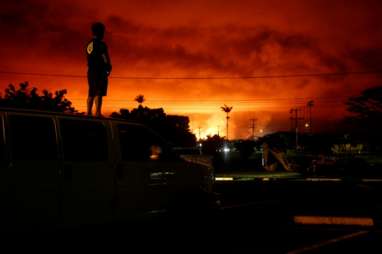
[91,22,105,40]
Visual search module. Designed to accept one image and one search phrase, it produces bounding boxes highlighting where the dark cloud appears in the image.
[107,16,146,34]
[348,48,382,71]
[0,0,92,60]
[227,27,349,73]
[232,29,315,55]
[0,1,364,78]
[0,0,48,44]
[105,17,352,77]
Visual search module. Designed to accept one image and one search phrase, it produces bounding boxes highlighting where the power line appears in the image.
[71,100,346,105]
[97,97,347,102]
[66,95,349,102]
[0,70,381,80]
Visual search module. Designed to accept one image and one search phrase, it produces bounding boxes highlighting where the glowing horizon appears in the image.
[1,0,381,138]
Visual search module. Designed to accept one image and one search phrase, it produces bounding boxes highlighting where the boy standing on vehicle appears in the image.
[86,22,112,117]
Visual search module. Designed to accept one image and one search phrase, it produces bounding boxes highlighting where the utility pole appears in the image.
[217,125,220,137]
[250,118,257,139]
[307,100,314,134]
[197,126,202,155]
[290,107,305,149]
[290,109,294,131]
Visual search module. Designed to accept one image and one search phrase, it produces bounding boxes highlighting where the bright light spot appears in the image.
[223,146,230,153]
[198,143,203,147]
[215,177,234,181]
[259,129,264,133]
[262,177,270,181]
[190,114,225,139]
[149,154,159,160]
[294,216,374,226]
[149,145,161,160]
[305,123,310,128]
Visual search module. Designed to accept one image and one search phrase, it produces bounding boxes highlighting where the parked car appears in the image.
[0,108,214,227]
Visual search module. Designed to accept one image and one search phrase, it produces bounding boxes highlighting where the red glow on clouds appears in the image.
[1,0,382,138]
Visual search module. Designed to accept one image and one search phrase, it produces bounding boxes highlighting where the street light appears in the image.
[223,146,230,153]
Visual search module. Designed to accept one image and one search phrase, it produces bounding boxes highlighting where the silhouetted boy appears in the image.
[86,22,112,117]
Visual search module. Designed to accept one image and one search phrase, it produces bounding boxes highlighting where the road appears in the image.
[207,178,382,253]
[3,177,382,253]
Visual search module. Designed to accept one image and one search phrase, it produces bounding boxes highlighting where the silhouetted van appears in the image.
[0,108,214,227]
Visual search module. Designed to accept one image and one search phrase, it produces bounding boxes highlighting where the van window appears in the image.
[118,124,163,161]
[60,119,108,161]
[9,115,57,160]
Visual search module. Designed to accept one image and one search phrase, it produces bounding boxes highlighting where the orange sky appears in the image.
[1,0,382,138]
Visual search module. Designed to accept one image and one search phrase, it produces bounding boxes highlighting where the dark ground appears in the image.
[2,179,382,253]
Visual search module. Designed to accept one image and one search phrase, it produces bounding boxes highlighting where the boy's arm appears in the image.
[102,44,112,75]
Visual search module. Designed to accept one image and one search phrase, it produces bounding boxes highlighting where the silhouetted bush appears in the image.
[0,82,77,113]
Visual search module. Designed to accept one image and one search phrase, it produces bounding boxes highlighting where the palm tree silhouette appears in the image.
[221,104,233,140]
[135,95,145,108]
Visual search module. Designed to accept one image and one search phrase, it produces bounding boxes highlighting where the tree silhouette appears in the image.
[111,105,196,147]
[346,86,382,119]
[221,104,233,140]
[344,85,382,151]
[111,108,130,118]
[135,95,145,108]
[0,82,76,113]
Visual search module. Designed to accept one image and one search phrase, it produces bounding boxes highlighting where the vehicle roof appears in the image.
[0,107,129,122]
[0,106,172,145]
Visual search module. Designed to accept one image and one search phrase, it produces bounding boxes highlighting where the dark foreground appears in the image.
[3,178,382,253]
[4,207,381,253]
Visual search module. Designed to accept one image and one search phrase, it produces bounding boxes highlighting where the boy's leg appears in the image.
[87,96,95,115]
[95,95,103,117]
